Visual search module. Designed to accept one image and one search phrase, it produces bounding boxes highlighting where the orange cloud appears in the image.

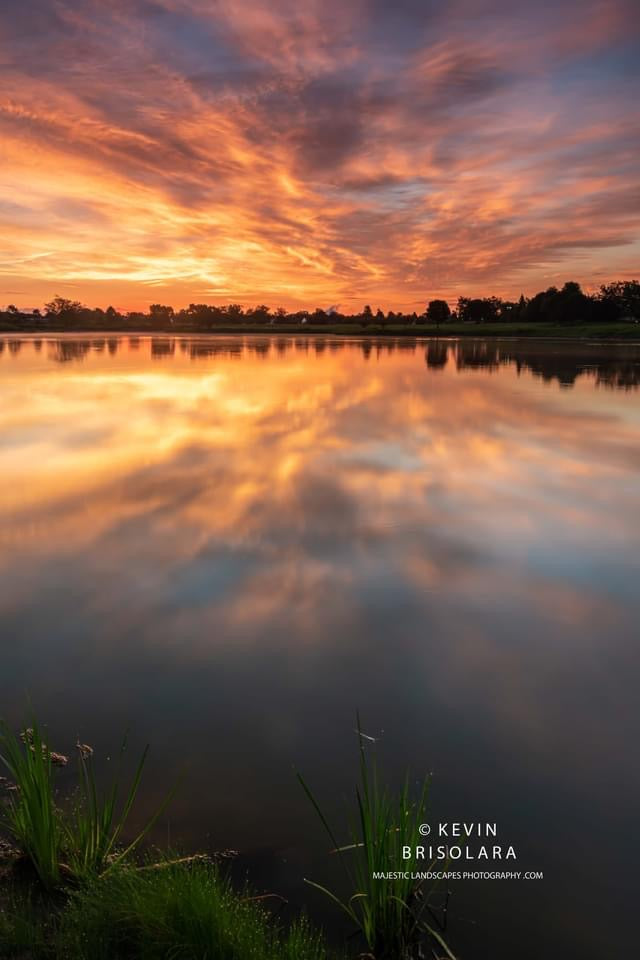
[0,0,638,310]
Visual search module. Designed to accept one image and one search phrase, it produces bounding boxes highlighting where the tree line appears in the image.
[1,280,638,331]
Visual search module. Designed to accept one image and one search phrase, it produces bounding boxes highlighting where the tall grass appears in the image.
[299,719,456,960]
[0,720,63,889]
[64,738,175,882]
[0,719,172,887]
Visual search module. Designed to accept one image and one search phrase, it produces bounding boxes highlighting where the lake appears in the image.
[1,334,639,958]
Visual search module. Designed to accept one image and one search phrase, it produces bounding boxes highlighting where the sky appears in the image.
[0,0,639,312]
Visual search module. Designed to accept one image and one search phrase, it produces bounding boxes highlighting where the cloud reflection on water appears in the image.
[0,335,638,958]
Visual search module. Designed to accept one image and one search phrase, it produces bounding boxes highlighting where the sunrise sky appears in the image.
[1,0,639,312]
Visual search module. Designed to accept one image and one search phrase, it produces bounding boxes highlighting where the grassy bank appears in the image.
[0,861,333,960]
[0,719,455,960]
[1,320,639,340]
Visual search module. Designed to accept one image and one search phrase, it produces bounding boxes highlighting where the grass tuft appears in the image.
[299,715,457,960]
[0,719,63,889]
[64,738,175,882]
[0,718,173,888]
[55,860,334,960]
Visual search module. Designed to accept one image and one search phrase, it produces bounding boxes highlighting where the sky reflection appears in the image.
[0,336,639,958]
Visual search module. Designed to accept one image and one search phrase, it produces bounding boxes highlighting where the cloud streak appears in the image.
[0,0,638,308]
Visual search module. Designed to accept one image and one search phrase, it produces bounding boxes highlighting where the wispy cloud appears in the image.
[0,0,638,308]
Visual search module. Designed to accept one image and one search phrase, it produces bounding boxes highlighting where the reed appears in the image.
[298,717,456,960]
[0,720,63,889]
[64,738,175,882]
[0,719,172,887]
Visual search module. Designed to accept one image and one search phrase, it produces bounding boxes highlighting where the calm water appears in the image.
[1,335,639,958]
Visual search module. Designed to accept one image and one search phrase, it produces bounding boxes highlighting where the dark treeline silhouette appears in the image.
[1,280,639,333]
[3,333,639,390]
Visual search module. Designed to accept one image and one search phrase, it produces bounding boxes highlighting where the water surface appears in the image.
[1,335,639,958]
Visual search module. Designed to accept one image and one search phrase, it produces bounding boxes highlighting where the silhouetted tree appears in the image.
[149,304,174,324]
[457,297,490,323]
[547,282,590,325]
[361,304,374,327]
[523,287,557,323]
[224,304,244,322]
[252,304,271,323]
[598,280,640,319]
[516,294,527,318]
[426,299,451,327]
[105,305,122,327]
[45,296,85,322]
